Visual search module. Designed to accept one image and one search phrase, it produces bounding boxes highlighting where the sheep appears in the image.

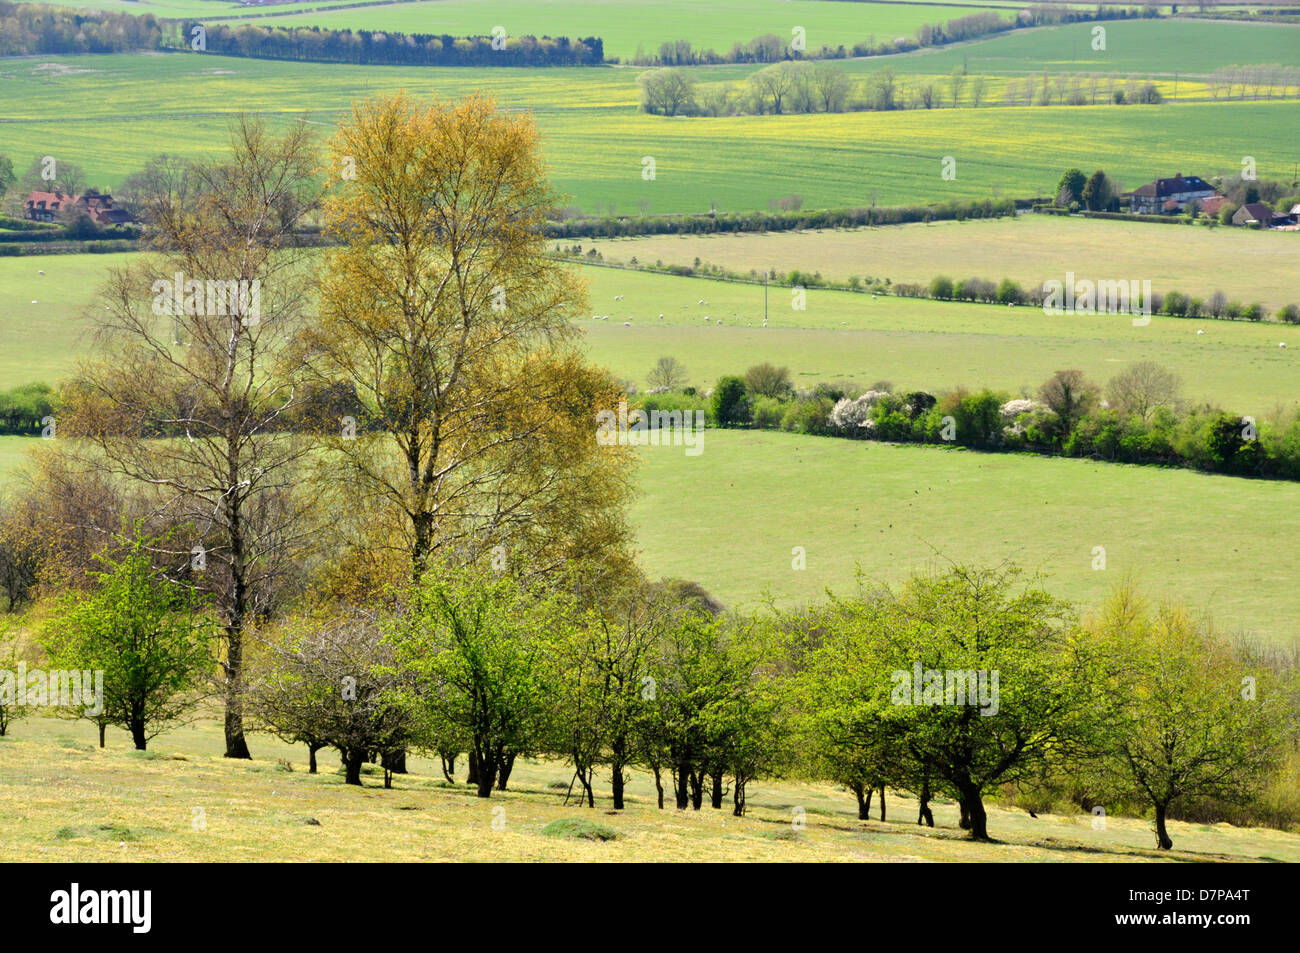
[704,316,711,322]
[614,295,624,301]
[37,270,45,275]
[658,313,665,319]
[1197,329,1205,335]
[1281,342,1288,349]
[624,321,631,327]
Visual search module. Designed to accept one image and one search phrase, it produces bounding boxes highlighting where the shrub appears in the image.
[928,275,954,300]
[711,376,751,427]
[743,363,793,398]
[749,395,790,429]
[781,396,835,435]
[1280,304,1300,324]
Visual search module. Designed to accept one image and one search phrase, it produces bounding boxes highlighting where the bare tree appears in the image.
[647,356,688,391]
[65,116,321,759]
[1105,361,1182,422]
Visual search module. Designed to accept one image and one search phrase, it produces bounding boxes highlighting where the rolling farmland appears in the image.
[2,53,1298,213]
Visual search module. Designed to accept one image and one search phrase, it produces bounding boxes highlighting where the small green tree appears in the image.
[42,528,213,750]
[1057,168,1086,207]
[1086,586,1291,849]
[0,619,25,736]
[387,566,557,797]
[711,376,751,427]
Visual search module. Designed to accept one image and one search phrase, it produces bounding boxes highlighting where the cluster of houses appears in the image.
[1128,173,1299,228]
[22,189,134,226]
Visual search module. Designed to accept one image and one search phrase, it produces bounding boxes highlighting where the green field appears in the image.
[629,429,1300,638]
[855,17,1300,75]
[584,216,1300,312]
[2,49,1298,212]
[3,702,1297,861]
[5,251,1300,410]
[202,0,1005,62]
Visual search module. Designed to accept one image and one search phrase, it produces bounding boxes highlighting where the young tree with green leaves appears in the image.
[387,566,557,797]
[1085,586,1291,849]
[42,528,214,750]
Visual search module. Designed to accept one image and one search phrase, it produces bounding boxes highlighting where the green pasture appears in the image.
[3,252,1299,410]
[629,428,1300,639]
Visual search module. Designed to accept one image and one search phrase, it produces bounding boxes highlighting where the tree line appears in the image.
[0,3,601,66]
[5,537,1295,849]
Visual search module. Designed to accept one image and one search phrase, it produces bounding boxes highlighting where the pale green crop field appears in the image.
[5,251,1300,409]
[629,428,1300,639]
[2,53,1298,213]
[584,216,1300,313]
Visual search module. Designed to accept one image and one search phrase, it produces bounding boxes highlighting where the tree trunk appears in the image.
[1154,801,1173,850]
[308,743,321,774]
[98,720,106,749]
[611,766,626,810]
[475,750,497,798]
[130,718,147,751]
[958,799,971,829]
[652,765,664,809]
[467,750,479,786]
[732,779,747,817]
[440,752,455,783]
[223,622,252,759]
[709,769,724,809]
[497,752,516,791]
[674,764,689,809]
[223,489,252,760]
[957,780,989,841]
[610,736,628,810]
[344,747,366,786]
[878,786,886,823]
[851,781,868,820]
[918,775,934,826]
[689,769,705,810]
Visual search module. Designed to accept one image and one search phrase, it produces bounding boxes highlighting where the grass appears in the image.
[3,713,1295,861]
[5,251,1300,409]
[1,52,1298,212]
[628,429,1300,638]
[583,215,1300,313]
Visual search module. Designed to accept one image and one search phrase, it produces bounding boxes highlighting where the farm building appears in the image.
[23,189,134,226]
[1231,202,1281,227]
[1128,173,1218,214]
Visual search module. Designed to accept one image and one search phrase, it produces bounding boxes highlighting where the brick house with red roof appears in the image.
[23,189,134,225]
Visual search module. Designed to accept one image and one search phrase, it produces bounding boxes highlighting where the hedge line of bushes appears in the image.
[635,365,1300,480]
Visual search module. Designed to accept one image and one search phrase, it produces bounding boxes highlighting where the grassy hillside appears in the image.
[629,429,1300,638]
[3,714,1296,861]
[2,53,1297,211]
[583,216,1300,312]
[5,252,1300,409]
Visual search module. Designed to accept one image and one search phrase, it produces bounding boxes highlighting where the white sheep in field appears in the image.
[38,270,45,275]
[1281,342,1288,349]
[624,321,631,327]
[698,299,707,305]
[614,295,624,301]
[1197,329,1205,335]
[704,316,711,322]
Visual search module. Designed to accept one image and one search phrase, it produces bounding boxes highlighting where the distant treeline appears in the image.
[630,6,1156,66]
[169,22,604,67]
[0,2,163,55]
[0,3,602,66]
[545,197,1022,239]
